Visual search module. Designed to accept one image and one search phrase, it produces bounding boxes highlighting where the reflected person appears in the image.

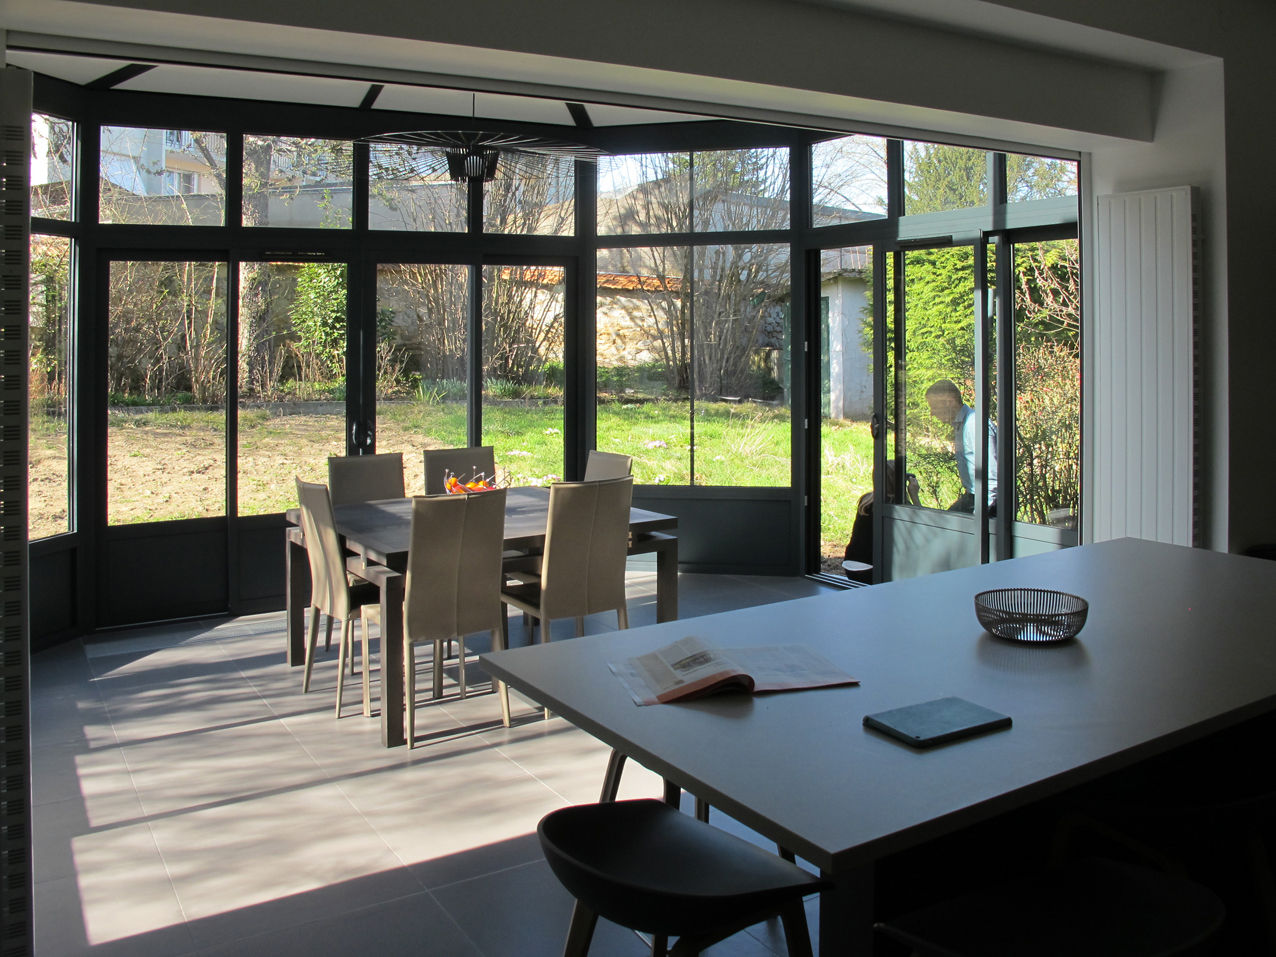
[924,379,997,513]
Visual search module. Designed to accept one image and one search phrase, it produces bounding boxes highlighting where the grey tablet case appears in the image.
[863,696,1011,748]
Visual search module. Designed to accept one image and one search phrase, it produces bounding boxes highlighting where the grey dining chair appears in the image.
[295,477,379,718]
[501,476,633,643]
[327,453,405,505]
[582,450,633,482]
[423,445,496,494]
[403,488,512,740]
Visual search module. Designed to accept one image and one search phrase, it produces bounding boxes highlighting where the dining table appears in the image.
[479,538,1276,954]
[284,486,679,747]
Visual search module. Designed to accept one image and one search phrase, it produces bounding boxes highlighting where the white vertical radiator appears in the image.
[1092,186,1199,546]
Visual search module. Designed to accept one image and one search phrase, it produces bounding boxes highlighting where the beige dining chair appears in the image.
[295,478,380,718]
[423,445,496,494]
[582,450,633,482]
[403,488,512,742]
[328,452,405,505]
[501,476,634,644]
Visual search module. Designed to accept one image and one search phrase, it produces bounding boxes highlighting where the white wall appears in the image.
[1084,60,1228,549]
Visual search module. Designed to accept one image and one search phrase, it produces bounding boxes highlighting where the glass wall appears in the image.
[811,134,889,226]
[29,236,72,539]
[596,246,693,485]
[237,261,347,515]
[483,155,575,236]
[1012,238,1080,529]
[596,146,793,486]
[375,262,471,494]
[481,264,565,485]
[99,126,226,226]
[369,143,467,232]
[242,136,353,229]
[31,112,74,221]
[903,142,988,215]
[106,260,227,524]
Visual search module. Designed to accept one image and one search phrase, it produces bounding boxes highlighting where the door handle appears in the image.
[350,420,374,452]
[870,412,882,440]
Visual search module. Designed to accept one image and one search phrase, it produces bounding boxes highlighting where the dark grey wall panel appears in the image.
[99,523,227,626]
[236,516,286,605]
[634,488,798,574]
[29,546,76,650]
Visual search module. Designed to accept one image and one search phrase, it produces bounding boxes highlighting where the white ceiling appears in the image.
[1,0,1208,147]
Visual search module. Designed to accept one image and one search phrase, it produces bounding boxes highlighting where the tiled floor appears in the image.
[31,564,834,956]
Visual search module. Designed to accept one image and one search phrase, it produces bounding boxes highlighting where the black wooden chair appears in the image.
[538,799,825,957]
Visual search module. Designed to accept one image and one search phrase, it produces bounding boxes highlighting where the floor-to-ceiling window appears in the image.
[28,74,1082,633]
[595,148,792,487]
[29,112,75,543]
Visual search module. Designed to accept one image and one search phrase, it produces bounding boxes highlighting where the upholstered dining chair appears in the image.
[403,488,512,741]
[327,452,405,505]
[582,450,633,482]
[422,445,496,494]
[295,478,379,718]
[501,476,633,643]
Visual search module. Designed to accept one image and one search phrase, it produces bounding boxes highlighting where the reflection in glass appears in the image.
[597,153,690,235]
[481,265,565,485]
[369,143,467,232]
[483,155,575,236]
[98,126,226,225]
[107,260,227,524]
[1007,154,1079,202]
[29,236,72,538]
[901,246,980,510]
[812,135,889,226]
[237,261,346,515]
[1013,239,1080,527]
[375,262,470,493]
[692,149,790,231]
[903,142,988,215]
[242,136,353,229]
[31,113,74,221]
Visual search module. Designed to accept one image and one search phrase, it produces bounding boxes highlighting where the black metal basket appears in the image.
[974,587,1089,643]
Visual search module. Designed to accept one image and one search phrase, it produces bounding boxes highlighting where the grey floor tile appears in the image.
[30,571,824,955]
[192,889,481,957]
[432,858,652,957]
[35,873,198,957]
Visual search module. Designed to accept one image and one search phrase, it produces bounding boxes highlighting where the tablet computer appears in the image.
[863,696,1011,748]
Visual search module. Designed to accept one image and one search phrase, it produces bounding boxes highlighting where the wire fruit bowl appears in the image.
[974,588,1089,643]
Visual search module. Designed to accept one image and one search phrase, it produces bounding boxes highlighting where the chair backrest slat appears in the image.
[328,453,405,506]
[423,446,496,495]
[404,488,507,641]
[540,477,633,620]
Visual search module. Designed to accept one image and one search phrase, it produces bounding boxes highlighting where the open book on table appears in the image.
[610,635,859,706]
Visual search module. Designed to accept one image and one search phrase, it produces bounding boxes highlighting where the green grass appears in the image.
[85,398,879,561]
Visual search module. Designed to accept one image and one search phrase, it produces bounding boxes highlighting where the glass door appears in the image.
[814,244,878,580]
[880,241,1000,580]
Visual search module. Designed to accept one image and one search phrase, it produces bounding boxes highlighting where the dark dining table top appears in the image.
[287,486,677,569]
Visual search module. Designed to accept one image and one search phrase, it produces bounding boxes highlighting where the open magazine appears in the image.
[610,635,859,706]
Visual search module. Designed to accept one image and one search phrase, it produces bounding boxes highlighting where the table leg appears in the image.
[655,535,678,623]
[286,529,308,667]
[379,573,405,748]
[819,865,874,956]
